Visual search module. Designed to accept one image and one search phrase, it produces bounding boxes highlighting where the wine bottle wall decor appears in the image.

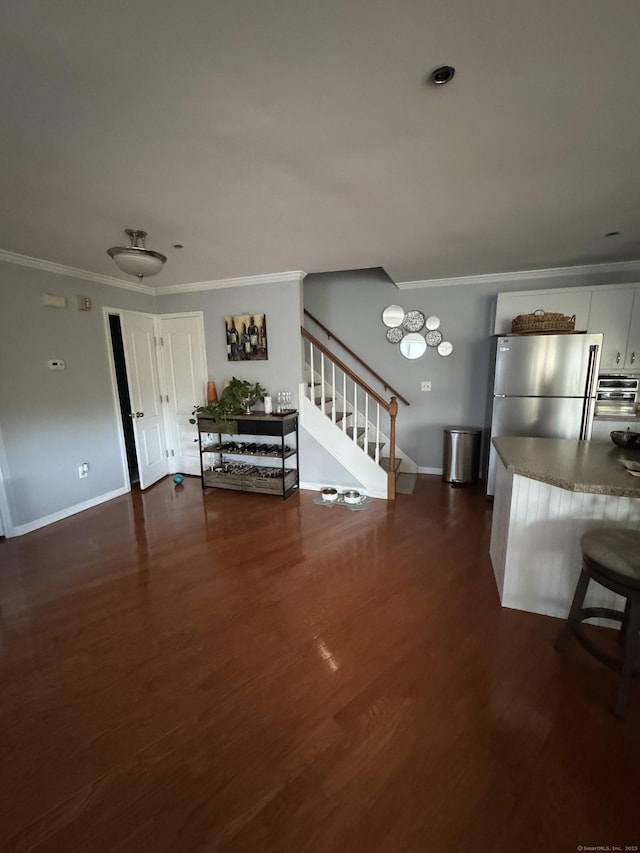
[224,313,268,361]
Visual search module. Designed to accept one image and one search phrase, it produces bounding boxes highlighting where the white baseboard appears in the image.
[10,486,130,537]
[417,466,443,476]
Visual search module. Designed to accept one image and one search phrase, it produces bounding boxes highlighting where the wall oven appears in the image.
[595,375,639,416]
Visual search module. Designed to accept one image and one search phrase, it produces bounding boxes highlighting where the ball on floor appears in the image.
[173,474,184,485]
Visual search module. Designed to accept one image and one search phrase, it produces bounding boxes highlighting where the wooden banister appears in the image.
[301,327,393,410]
[387,396,398,501]
[304,309,410,406]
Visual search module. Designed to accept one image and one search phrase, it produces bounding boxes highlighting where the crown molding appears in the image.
[395,259,640,290]
[153,270,307,294]
[0,248,155,294]
[0,248,305,295]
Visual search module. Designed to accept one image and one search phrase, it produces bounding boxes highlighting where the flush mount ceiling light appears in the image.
[107,229,167,280]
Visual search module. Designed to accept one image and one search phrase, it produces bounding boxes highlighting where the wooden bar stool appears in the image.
[555,528,640,717]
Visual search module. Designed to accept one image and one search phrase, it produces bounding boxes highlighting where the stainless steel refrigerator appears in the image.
[486,333,602,496]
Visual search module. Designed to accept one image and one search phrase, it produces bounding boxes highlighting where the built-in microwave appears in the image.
[595,375,639,415]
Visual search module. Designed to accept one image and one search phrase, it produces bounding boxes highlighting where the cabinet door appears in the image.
[587,288,634,369]
[624,290,640,369]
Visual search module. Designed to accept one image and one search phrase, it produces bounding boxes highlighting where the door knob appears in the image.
[616,352,621,364]
[632,351,636,364]
[136,412,144,418]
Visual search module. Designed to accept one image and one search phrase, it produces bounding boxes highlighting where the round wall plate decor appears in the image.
[425,315,441,331]
[382,304,405,328]
[400,332,427,360]
[425,329,443,347]
[437,341,454,357]
[402,310,425,332]
[386,327,404,344]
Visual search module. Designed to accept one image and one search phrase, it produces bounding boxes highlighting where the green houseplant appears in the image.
[190,377,266,428]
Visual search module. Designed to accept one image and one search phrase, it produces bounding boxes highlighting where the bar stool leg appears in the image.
[555,567,591,651]
[614,599,640,718]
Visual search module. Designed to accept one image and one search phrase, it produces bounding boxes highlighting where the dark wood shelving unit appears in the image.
[197,412,299,499]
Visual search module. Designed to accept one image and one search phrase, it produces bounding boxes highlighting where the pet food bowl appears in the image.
[321,488,338,502]
[343,490,362,504]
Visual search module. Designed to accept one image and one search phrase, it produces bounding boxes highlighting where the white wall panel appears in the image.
[499,473,640,621]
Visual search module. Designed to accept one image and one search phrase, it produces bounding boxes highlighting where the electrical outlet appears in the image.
[421,381,432,392]
[79,462,89,478]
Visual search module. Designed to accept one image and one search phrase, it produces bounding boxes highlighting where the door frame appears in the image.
[0,424,14,537]
[103,306,135,493]
[103,307,208,489]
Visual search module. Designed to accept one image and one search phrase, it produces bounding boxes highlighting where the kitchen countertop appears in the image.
[492,436,640,498]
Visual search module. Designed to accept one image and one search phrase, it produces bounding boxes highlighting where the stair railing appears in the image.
[304,309,410,406]
[301,326,398,500]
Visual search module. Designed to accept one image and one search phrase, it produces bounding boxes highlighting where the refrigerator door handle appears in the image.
[579,345,598,440]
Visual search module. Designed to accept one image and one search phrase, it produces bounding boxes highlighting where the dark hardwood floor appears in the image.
[0,476,638,852]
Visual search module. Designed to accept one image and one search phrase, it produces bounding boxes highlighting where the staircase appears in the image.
[300,325,417,500]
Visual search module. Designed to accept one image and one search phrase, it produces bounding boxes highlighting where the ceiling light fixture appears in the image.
[107,229,167,280]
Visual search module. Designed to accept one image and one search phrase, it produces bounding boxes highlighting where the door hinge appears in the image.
[171,449,175,457]
[165,449,169,457]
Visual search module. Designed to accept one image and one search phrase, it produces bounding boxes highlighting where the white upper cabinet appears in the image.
[587,287,638,370]
[625,290,640,369]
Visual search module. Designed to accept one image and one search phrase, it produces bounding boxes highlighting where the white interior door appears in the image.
[120,311,169,489]
[158,313,207,475]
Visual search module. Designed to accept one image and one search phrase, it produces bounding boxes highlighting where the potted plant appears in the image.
[190,377,266,430]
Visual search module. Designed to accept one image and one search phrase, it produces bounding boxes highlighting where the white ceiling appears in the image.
[2,0,640,289]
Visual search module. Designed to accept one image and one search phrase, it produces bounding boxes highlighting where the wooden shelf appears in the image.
[197,412,299,499]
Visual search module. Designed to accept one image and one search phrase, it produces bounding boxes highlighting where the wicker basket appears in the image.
[511,309,576,334]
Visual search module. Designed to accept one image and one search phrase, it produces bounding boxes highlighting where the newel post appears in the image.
[387,396,398,501]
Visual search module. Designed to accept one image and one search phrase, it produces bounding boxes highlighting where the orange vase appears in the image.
[206,381,218,403]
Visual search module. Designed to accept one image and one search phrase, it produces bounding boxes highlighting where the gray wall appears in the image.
[0,263,304,532]
[298,427,363,489]
[0,263,153,528]
[156,279,303,407]
[303,267,640,471]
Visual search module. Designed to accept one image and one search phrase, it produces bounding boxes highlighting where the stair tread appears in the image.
[366,440,385,455]
[379,456,402,473]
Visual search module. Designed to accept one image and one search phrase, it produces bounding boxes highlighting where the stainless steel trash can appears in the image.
[442,426,481,484]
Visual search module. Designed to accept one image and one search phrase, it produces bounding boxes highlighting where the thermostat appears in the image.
[48,359,66,370]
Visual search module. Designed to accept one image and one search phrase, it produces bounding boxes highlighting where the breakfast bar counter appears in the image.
[489,437,640,620]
